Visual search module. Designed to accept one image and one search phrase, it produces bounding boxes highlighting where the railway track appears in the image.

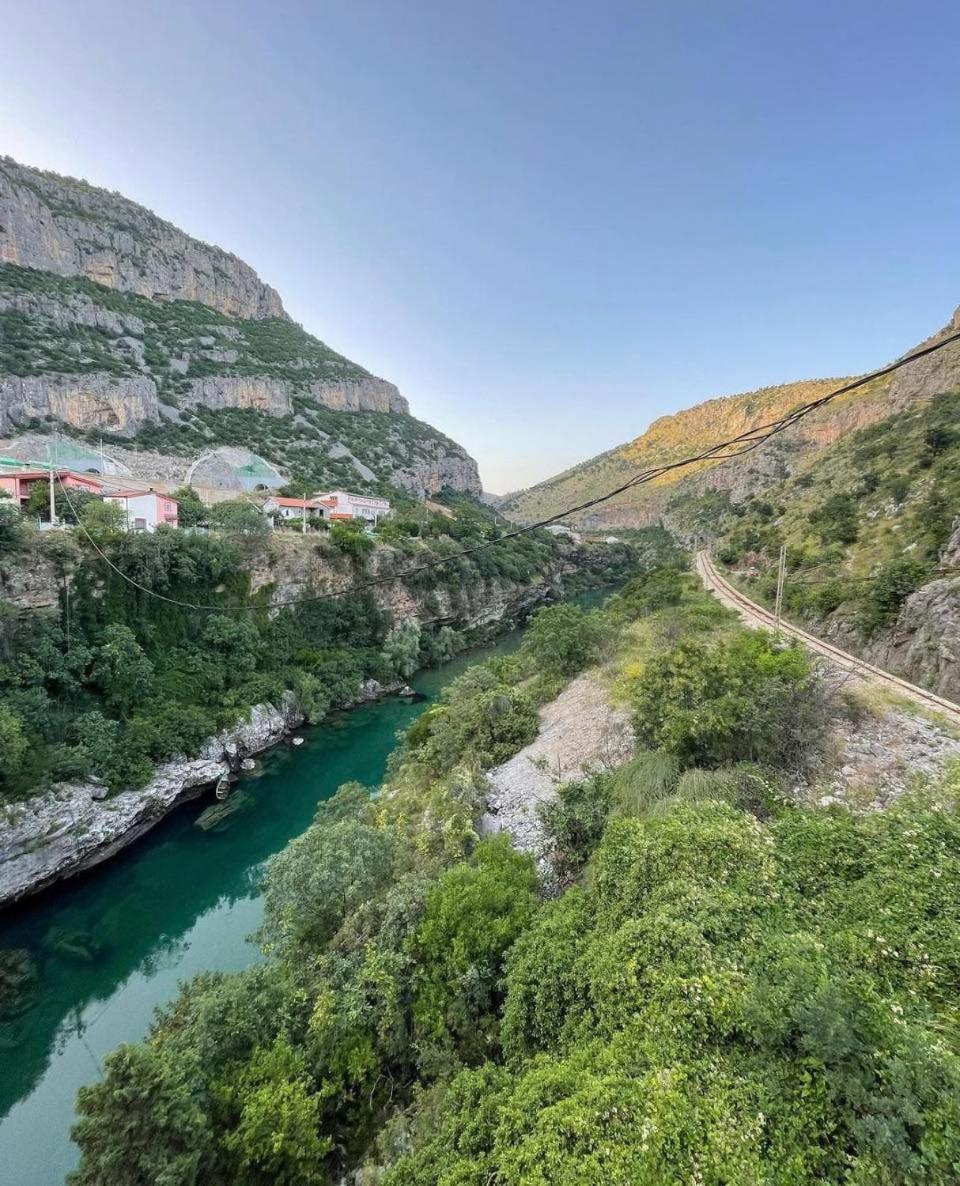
[695,551,960,727]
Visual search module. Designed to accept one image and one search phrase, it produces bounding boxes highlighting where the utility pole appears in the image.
[301,486,307,535]
[774,543,787,637]
[48,463,57,527]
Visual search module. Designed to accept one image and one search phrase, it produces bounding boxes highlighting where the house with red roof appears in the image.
[263,495,322,526]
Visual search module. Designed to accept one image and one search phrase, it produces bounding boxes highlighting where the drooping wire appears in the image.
[52,325,960,613]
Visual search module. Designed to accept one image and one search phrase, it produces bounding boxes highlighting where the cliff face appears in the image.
[0,156,482,497]
[0,157,285,319]
[505,300,960,530]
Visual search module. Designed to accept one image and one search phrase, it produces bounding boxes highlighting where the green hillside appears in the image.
[705,388,960,693]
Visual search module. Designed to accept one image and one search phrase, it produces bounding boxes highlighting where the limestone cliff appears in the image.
[0,156,482,497]
[0,157,285,319]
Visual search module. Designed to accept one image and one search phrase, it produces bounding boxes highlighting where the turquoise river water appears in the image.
[0,588,612,1185]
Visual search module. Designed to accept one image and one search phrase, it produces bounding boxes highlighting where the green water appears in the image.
[0,588,628,1186]
[0,588,615,1184]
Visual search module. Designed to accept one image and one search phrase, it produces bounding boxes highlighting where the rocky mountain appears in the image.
[502,306,960,529]
[1,156,284,318]
[0,157,481,498]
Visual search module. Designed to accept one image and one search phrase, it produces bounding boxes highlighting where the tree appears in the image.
[381,619,422,678]
[0,499,26,556]
[26,481,97,525]
[207,500,269,536]
[0,705,29,790]
[70,1043,213,1186]
[260,818,396,956]
[171,486,206,528]
[90,624,155,711]
[78,498,125,541]
[220,1039,331,1186]
[521,603,607,678]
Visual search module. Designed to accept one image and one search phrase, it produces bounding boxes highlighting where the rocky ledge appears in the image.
[0,679,395,909]
[483,673,635,876]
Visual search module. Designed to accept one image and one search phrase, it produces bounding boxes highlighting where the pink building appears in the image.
[0,469,103,509]
[103,490,178,532]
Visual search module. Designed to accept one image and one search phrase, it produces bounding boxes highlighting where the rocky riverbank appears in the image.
[483,673,635,873]
[0,679,398,909]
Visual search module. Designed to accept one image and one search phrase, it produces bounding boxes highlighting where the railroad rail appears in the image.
[695,551,960,726]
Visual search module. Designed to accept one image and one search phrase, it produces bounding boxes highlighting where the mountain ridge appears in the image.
[0,157,481,498]
[502,311,960,529]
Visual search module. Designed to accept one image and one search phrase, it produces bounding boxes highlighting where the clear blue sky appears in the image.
[4,1,960,492]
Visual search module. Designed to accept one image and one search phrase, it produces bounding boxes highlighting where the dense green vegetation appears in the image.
[68,568,960,1185]
[713,389,960,642]
[0,496,597,803]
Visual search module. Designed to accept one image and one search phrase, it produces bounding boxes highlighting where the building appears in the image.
[263,496,323,525]
[0,466,103,510]
[545,524,582,543]
[314,490,391,525]
[103,490,178,532]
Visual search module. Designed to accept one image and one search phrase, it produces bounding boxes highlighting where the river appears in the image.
[0,589,612,1185]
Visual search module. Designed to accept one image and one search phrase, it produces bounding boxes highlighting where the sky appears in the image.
[4,0,960,493]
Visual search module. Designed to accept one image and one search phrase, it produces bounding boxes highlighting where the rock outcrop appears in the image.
[864,576,960,702]
[0,372,162,435]
[0,695,304,907]
[0,157,285,319]
[0,156,482,494]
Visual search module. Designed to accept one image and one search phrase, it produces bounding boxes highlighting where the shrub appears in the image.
[809,492,859,545]
[330,520,375,560]
[521,603,608,678]
[859,556,928,637]
[538,774,614,879]
[629,631,826,770]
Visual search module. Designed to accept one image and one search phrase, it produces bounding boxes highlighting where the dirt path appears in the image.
[696,551,960,727]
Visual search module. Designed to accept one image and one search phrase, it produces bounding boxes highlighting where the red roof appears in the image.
[272,497,319,508]
[104,490,178,503]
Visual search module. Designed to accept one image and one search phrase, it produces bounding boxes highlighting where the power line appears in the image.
[54,325,960,614]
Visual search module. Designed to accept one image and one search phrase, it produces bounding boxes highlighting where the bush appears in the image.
[538,774,614,879]
[330,520,375,560]
[629,630,826,771]
[521,603,608,678]
[859,556,929,637]
[809,492,859,545]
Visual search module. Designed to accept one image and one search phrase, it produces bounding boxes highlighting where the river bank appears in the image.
[0,577,571,909]
[0,682,400,908]
[0,627,531,1186]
